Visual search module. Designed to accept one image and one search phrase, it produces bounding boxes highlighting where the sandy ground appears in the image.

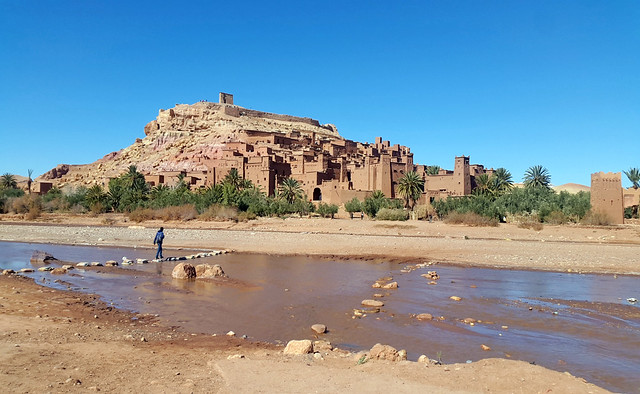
[1,213,638,392]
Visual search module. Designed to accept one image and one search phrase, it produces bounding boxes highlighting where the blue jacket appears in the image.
[154,231,164,245]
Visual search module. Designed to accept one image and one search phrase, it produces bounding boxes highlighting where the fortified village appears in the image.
[39,93,495,204]
[36,92,640,219]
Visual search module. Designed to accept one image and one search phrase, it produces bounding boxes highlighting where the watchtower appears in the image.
[590,172,623,224]
[219,92,234,105]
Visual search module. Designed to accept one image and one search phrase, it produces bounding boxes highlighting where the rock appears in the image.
[51,268,67,275]
[20,268,34,273]
[369,343,406,362]
[136,259,148,264]
[416,313,433,321]
[418,355,430,363]
[38,266,54,272]
[2,269,15,275]
[382,282,398,289]
[463,317,477,324]
[449,296,462,301]
[372,282,382,288]
[227,354,245,360]
[172,263,196,279]
[313,340,333,352]
[373,293,384,298]
[105,261,118,267]
[361,299,384,307]
[121,260,133,265]
[283,339,313,355]
[30,250,57,264]
[76,262,89,267]
[311,324,327,334]
[226,331,235,336]
[195,264,226,278]
[90,262,103,267]
[61,265,74,270]
[481,344,491,351]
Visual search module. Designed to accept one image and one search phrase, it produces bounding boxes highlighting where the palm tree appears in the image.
[123,165,148,192]
[425,165,441,176]
[397,171,425,209]
[524,165,551,189]
[223,168,243,191]
[1,173,17,189]
[623,168,640,189]
[473,173,492,196]
[27,169,33,195]
[492,168,513,193]
[278,178,303,204]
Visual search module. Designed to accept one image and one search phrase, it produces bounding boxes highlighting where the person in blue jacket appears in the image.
[154,227,165,259]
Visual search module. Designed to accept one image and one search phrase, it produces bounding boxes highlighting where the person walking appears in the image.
[154,227,165,260]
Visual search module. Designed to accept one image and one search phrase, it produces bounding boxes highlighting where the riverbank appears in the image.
[0,274,610,393]
[1,213,639,275]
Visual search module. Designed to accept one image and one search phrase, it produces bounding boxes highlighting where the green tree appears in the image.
[524,165,551,189]
[473,174,492,196]
[278,178,303,204]
[363,190,387,218]
[1,173,17,189]
[397,171,424,209]
[492,168,513,194]
[223,168,243,191]
[425,166,441,176]
[623,168,640,189]
[344,197,363,219]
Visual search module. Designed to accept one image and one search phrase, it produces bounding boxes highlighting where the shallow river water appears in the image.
[1,241,639,393]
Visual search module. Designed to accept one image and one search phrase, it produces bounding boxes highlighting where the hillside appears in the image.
[37,100,341,188]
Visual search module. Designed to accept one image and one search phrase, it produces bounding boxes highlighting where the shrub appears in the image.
[444,212,499,227]
[375,208,409,221]
[157,205,199,221]
[237,211,257,222]
[414,203,435,220]
[128,208,155,222]
[344,198,362,219]
[200,204,239,221]
[544,210,567,225]
[581,210,613,226]
[517,220,544,231]
[317,202,339,218]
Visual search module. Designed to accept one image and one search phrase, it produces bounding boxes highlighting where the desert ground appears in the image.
[1,213,638,393]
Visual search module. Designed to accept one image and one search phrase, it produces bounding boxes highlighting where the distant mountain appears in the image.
[553,183,590,193]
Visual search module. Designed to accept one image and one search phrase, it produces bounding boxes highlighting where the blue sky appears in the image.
[1,1,638,187]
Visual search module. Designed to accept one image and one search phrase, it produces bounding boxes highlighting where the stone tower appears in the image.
[590,172,623,224]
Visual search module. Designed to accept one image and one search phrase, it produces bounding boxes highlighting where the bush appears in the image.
[128,208,155,223]
[517,220,544,231]
[544,210,567,225]
[581,210,613,226]
[444,212,499,227]
[237,211,257,222]
[375,208,409,221]
[414,203,435,220]
[157,205,198,221]
[344,198,362,219]
[317,202,339,218]
[200,204,239,221]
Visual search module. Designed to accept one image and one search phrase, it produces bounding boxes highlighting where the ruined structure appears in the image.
[590,172,624,224]
[38,93,493,203]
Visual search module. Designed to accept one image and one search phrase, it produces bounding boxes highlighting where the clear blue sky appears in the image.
[1,1,638,187]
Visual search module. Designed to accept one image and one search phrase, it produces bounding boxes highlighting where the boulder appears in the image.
[416,313,433,321]
[283,339,313,355]
[105,261,118,267]
[51,268,67,275]
[136,259,148,264]
[76,262,89,267]
[61,265,74,270]
[361,299,384,307]
[2,269,15,275]
[195,264,226,278]
[20,268,34,273]
[418,355,430,363]
[30,251,56,264]
[90,262,103,267]
[449,296,462,301]
[311,324,327,334]
[172,263,196,279]
[463,317,477,325]
[369,343,407,362]
[382,282,398,289]
[38,266,54,272]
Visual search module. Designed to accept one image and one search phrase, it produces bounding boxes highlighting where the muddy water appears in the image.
[1,241,639,393]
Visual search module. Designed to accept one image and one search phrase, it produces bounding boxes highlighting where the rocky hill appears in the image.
[38,101,341,188]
